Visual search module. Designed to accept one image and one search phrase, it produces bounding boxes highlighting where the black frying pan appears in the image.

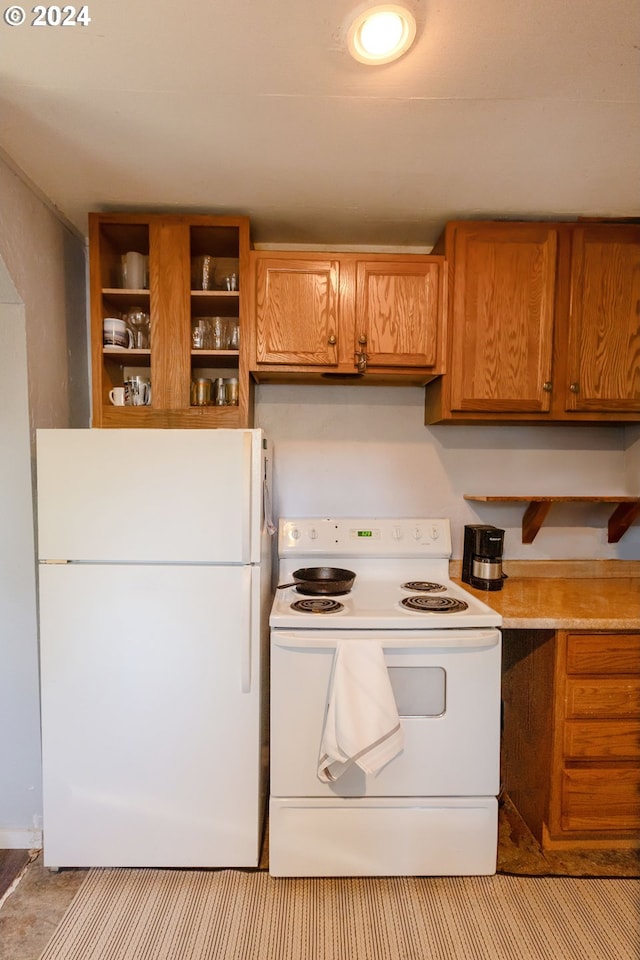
[277,566,356,596]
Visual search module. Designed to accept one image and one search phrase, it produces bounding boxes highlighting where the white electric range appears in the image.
[269,517,503,877]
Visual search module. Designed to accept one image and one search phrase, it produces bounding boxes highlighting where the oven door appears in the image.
[270,628,501,798]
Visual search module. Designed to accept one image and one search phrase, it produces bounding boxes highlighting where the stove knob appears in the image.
[431,526,440,540]
[309,528,318,540]
[412,527,423,540]
[290,527,301,540]
[392,525,403,540]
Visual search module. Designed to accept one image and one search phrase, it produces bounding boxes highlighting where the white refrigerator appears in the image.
[36,428,273,868]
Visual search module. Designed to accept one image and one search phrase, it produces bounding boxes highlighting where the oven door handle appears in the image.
[271,629,501,650]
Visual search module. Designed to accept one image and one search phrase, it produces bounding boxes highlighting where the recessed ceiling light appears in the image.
[347,5,417,65]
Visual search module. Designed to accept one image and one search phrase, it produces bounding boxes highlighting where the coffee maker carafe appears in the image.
[462,525,506,591]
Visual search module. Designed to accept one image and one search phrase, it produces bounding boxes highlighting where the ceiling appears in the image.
[1,0,639,248]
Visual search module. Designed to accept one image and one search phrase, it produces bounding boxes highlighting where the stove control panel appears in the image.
[278,518,452,558]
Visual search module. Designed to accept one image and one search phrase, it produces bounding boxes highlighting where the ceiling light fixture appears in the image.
[347,4,417,65]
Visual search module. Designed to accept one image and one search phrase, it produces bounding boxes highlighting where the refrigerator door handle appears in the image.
[241,565,254,693]
[263,474,277,536]
[241,631,251,694]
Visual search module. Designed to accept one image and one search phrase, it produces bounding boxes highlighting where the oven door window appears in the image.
[387,666,446,717]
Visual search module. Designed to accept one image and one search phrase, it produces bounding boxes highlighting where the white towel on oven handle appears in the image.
[318,639,404,783]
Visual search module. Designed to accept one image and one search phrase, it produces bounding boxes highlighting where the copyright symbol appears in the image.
[4,5,26,24]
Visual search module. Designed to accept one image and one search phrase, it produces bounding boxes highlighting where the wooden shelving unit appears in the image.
[464,495,640,543]
[89,212,252,428]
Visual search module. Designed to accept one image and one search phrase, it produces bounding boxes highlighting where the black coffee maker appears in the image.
[462,525,506,591]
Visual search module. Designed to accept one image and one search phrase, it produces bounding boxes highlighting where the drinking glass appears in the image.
[124,310,150,349]
[211,317,229,350]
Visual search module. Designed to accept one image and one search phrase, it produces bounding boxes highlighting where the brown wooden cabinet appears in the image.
[443,222,557,416]
[89,212,252,428]
[249,251,446,384]
[547,631,640,844]
[566,225,640,414]
[502,629,640,849]
[425,221,640,423]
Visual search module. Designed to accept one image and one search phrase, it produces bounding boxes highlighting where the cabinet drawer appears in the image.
[561,768,640,832]
[566,633,640,675]
[564,719,640,759]
[566,679,640,718]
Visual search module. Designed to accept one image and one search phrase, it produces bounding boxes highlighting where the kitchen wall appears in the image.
[0,154,89,430]
[0,153,88,846]
[255,385,640,561]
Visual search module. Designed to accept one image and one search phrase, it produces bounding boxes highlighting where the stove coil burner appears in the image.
[401,581,446,593]
[291,598,345,615]
[401,595,469,613]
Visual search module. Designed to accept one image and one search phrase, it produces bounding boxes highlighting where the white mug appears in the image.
[121,251,148,290]
[103,317,134,349]
[109,386,126,406]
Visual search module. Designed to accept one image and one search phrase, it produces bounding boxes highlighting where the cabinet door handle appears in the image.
[358,335,367,345]
[328,334,337,346]
[569,382,580,393]
[543,381,553,392]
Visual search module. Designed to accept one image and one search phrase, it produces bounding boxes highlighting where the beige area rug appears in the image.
[39,867,639,960]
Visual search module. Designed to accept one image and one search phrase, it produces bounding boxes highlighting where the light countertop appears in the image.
[453,576,640,630]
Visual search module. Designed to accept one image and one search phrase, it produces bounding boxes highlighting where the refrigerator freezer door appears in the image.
[36,429,263,563]
[39,562,263,867]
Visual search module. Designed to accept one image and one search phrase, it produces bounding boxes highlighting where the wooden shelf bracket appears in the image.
[608,501,640,543]
[521,501,553,544]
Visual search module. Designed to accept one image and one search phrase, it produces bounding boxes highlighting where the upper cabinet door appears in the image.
[566,225,640,413]
[355,259,444,368]
[449,224,557,413]
[254,258,340,366]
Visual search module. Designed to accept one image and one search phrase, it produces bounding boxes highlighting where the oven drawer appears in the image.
[270,629,502,799]
[269,796,498,877]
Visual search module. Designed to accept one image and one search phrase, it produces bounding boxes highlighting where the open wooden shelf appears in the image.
[464,495,640,544]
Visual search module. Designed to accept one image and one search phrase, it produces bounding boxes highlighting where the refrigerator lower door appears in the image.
[39,562,264,868]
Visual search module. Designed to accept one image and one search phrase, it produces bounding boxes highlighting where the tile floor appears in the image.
[0,853,87,960]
